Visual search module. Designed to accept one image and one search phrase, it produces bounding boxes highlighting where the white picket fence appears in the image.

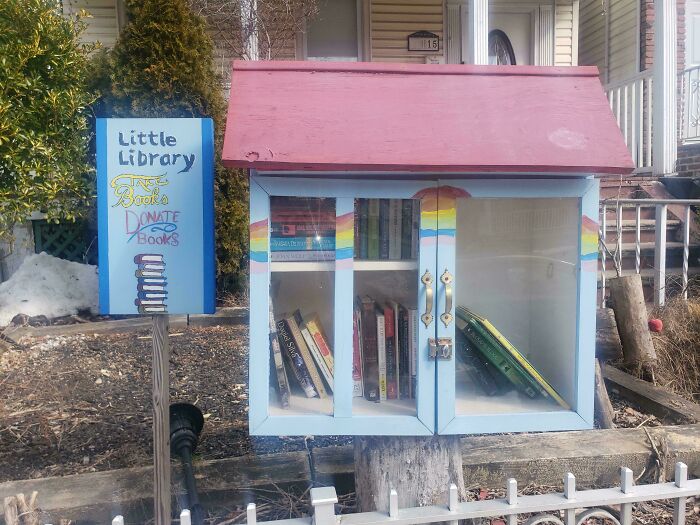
[92,463,699,525]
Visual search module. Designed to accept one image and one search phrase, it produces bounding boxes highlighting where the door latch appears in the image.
[429,337,453,359]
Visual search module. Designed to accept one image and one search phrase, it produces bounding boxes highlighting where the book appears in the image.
[138,305,166,313]
[270,250,335,262]
[455,330,505,397]
[137,283,167,292]
[383,304,398,399]
[408,308,418,398]
[360,296,380,401]
[270,237,335,251]
[300,320,333,392]
[305,314,334,375]
[276,318,318,398]
[134,254,164,264]
[270,309,291,408]
[287,311,328,398]
[135,269,165,278]
[398,305,410,399]
[455,313,539,399]
[401,200,413,260]
[137,291,168,300]
[410,201,420,259]
[367,199,380,260]
[389,199,402,260]
[357,199,369,259]
[376,307,387,401]
[352,302,364,397]
[459,307,570,409]
[379,199,390,259]
[271,223,336,236]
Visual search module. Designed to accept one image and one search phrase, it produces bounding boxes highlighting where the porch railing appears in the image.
[680,64,700,142]
[604,71,654,171]
[599,198,699,307]
[100,463,699,525]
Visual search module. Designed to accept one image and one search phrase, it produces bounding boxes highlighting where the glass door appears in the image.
[436,180,599,435]
[249,177,439,436]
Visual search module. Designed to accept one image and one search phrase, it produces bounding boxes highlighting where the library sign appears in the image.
[96,118,215,315]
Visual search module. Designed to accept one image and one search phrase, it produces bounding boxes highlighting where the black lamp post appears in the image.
[170,403,205,525]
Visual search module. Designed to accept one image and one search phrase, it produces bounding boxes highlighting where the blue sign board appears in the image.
[96,118,215,315]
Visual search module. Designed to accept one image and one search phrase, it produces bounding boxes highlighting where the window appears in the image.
[488,29,516,65]
[306,0,360,61]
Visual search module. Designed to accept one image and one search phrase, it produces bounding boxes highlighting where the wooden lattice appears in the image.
[32,220,89,263]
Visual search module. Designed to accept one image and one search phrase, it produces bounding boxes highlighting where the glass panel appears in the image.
[352,198,420,416]
[307,0,359,59]
[453,198,578,415]
[269,196,335,416]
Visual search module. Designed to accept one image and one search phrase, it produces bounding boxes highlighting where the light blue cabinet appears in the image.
[248,173,599,436]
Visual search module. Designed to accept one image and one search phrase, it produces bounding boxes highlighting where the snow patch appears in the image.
[0,252,98,326]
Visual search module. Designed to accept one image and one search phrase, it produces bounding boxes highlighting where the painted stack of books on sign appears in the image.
[354,296,418,402]
[354,199,419,260]
[270,197,335,262]
[270,309,334,408]
[455,306,569,409]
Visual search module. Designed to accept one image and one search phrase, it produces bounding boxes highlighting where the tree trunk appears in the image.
[353,436,465,512]
[608,275,657,373]
[594,360,615,429]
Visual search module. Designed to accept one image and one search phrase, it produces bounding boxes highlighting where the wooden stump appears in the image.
[596,308,622,361]
[608,275,657,373]
[353,436,465,512]
[594,360,615,429]
[4,496,18,525]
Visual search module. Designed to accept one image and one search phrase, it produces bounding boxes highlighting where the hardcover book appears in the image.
[360,296,380,401]
[376,307,387,401]
[367,199,380,260]
[288,311,328,398]
[352,303,364,397]
[270,308,291,408]
[276,317,317,398]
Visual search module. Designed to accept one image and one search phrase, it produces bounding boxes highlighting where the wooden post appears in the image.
[608,274,657,373]
[594,359,615,429]
[152,315,171,525]
[353,436,465,513]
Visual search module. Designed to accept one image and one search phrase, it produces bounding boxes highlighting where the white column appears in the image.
[241,0,259,60]
[652,0,677,175]
[468,0,489,64]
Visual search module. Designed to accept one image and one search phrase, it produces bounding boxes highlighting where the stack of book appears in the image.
[134,254,167,313]
[354,199,419,261]
[270,308,334,407]
[270,197,335,262]
[455,306,569,409]
[354,296,418,402]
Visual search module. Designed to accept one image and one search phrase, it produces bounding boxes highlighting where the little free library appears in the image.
[222,61,634,436]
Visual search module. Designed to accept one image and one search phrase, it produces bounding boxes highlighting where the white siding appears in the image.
[63,0,120,48]
[370,0,445,63]
[555,0,575,65]
[578,0,638,83]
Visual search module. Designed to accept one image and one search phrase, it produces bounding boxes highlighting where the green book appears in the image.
[455,314,539,399]
[368,199,380,259]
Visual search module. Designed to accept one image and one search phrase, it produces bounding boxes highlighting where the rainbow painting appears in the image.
[250,218,269,274]
[412,186,471,246]
[581,215,599,272]
[336,212,354,270]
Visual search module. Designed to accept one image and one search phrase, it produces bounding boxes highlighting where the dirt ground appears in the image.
[0,325,350,482]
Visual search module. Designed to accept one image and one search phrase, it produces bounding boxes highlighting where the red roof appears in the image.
[222,61,634,176]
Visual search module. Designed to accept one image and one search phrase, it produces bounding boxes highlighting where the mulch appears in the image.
[0,325,350,483]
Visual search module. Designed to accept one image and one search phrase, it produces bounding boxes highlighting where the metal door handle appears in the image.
[440,269,453,327]
[421,269,434,327]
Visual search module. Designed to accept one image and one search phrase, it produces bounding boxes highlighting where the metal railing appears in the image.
[103,464,699,525]
[604,71,654,170]
[681,64,700,142]
[600,198,699,307]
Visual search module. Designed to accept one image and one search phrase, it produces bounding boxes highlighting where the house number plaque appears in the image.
[408,31,440,52]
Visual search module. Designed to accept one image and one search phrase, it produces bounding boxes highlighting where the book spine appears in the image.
[276,319,317,398]
[376,310,387,401]
[133,254,164,264]
[409,308,418,398]
[410,200,420,260]
[389,199,402,260]
[137,284,167,292]
[367,199,380,259]
[270,250,335,262]
[354,202,361,260]
[398,307,410,399]
[358,199,369,259]
[360,298,379,401]
[401,200,413,260]
[137,291,168,300]
[379,199,390,259]
[288,313,327,398]
[307,318,334,374]
[270,310,291,408]
[271,223,336,236]
[270,237,335,251]
[384,306,398,399]
[352,308,363,397]
[302,326,333,392]
[138,305,166,313]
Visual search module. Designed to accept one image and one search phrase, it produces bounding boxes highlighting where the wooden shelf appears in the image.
[270,260,418,272]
